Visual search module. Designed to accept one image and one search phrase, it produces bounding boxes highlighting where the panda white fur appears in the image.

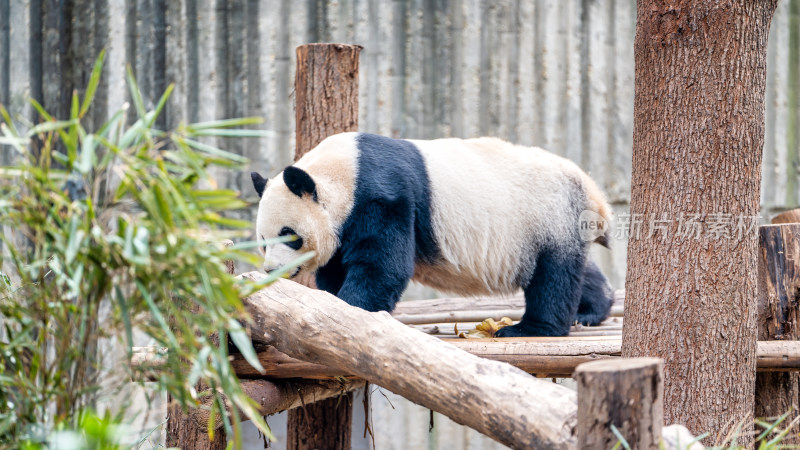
[251,132,613,337]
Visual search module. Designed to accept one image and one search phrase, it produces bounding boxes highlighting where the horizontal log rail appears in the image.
[133,338,800,380]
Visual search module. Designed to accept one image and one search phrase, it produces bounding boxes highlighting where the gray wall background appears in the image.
[2,1,799,448]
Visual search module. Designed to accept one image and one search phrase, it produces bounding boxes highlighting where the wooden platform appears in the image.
[221,290,800,379]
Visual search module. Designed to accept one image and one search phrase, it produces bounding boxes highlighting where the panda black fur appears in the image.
[251,132,613,337]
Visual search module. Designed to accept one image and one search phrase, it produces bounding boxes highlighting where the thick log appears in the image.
[755,223,800,442]
[239,272,578,449]
[575,358,663,450]
[290,42,362,450]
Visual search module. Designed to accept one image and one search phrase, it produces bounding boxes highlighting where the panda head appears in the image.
[251,166,338,278]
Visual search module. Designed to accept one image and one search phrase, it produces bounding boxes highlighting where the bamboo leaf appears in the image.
[114,286,134,353]
[145,83,174,129]
[76,134,98,174]
[228,319,265,373]
[188,128,275,138]
[187,117,264,130]
[126,65,147,121]
[135,279,180,349]
[27,119,79,137]
[80,49,106,117]
[177,137,248,163]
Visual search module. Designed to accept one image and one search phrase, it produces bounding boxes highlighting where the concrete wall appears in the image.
[2,1,799,448]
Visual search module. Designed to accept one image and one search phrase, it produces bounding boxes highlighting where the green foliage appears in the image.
[0,52,294,448]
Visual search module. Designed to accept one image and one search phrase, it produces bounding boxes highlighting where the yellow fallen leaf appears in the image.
[457,317,515,338]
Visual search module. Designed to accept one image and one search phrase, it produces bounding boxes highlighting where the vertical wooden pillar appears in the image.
[755,222,800,443]
[166,243,235,449]
[166,404,226,450]
[575,358,663,450]
[287,42,362,450]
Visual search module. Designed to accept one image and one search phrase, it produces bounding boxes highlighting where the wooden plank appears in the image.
[393,289,624,323]
[205,337,800,380]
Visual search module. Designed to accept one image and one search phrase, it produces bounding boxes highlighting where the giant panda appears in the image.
[251,132,613,337]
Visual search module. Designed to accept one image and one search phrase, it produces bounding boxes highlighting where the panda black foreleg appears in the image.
[496,248,585,337]
[335,262,412,312]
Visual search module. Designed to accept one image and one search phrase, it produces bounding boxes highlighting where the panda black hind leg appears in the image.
[496,247,585,337]
[575,260,613,326]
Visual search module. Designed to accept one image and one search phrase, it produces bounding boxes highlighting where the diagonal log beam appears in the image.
[239,272,578,449]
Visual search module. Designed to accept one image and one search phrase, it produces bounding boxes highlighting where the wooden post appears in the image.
[755,223,800,443]
[287,42,362,450]
[771,208,800,225]
[166,243,236,449]
[166,401,225,450]
[575,358,663,450]
[294,43,361,158]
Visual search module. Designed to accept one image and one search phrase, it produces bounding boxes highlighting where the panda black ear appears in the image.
[283,166,318,202]
[251,172,268,198]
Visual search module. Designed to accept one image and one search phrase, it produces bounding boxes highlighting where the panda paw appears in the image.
[495,322,568,338]
[495,323,532,338]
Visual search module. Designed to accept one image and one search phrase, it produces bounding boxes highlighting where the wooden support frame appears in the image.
[288,42,362,450]
[755,222,800,444]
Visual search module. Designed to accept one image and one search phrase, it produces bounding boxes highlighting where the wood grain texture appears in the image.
[622,1,778,440]
[136,339,800,381]
[755,224,800,443]
[294,43,361,159]
[288,42,361,450]
[575,358,663,450]
[239,272,578,449]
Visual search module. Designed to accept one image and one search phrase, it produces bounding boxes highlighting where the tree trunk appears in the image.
[287,42,362,450]
[621,0,778,441]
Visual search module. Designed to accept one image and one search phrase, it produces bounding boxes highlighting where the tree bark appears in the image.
[166,242,235,449]
[240,272,579,449]
[286,395,354,450]
[166,406,226,450]
[288,42,362,450]
[755,224,800,443]
[622,0,778,441]
[575,358,663,450]
[294,43,361,159]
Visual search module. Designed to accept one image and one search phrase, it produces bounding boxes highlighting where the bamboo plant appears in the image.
[0,51,306,449]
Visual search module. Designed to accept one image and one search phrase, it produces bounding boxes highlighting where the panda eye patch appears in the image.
[279,227,303,250]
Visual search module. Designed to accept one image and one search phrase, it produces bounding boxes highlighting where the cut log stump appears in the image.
[575,358,663,450]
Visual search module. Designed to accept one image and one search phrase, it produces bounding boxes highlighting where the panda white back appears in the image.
[408,137,606,295]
